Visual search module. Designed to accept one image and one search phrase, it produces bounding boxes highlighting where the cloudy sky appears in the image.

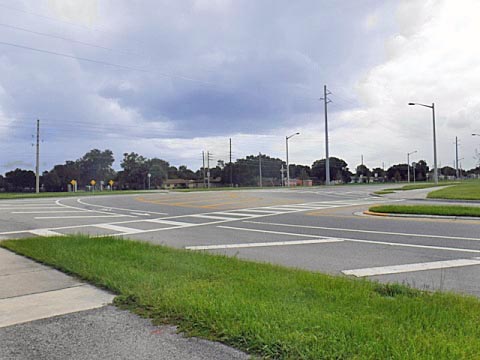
[1,0,479,174]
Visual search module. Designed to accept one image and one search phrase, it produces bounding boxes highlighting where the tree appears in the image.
[413,160,429,181]
[371,167,386,181]
[311,157,351,183]
[146,158,169,188]
[119,152,149,189]
[42,161,80,191]
[440,166,456,177]
[355,164,371,183]
[77,149,115,185]
[386,164,408,182]
[5,168,35,192]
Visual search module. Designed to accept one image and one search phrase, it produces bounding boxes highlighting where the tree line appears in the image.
[1,148,479,192]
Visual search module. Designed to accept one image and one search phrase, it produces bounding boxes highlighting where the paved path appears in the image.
[0,247,247,359]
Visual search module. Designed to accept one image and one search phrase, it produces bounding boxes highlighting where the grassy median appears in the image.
[3,236,480,359]
[0,190,155,200]
[428,181,480,200]
[369,204,480,217]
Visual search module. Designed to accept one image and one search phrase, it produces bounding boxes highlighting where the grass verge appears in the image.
[428,181,480,200]
[3,236,480,359]
[0,190,158,200]
[369,204,480,217]
[373,182,459,195]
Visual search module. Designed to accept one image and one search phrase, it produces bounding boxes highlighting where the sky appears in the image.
[0,0,480,174]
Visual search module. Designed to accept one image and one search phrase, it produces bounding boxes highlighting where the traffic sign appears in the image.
[108,180,114,186]
[90,180,96,186]
[70,180,76,185]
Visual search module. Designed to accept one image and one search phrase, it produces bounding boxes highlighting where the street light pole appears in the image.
[408,102,438,184]
[407,150,417,183]
[286,132,300,187]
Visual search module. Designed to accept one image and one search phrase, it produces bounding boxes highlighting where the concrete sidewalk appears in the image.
[0,247,248,359]
[0,247,114,328]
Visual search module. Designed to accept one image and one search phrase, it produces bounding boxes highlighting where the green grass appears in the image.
[369,204,480,217]
[373,182,460,195]
[3,236,480,359]
[428,181,480,200]
[0,190,158,200]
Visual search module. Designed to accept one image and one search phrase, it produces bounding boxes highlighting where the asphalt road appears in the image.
[1,184,480,297]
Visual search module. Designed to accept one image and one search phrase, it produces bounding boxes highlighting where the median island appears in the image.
[3,235,480,359]
[368,204,480,218]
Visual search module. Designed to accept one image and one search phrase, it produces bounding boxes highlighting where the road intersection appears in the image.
[1,185,480,296]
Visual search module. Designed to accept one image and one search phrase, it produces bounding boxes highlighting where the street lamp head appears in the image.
[408,103,415,106]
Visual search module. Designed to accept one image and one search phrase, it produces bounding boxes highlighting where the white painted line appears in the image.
[215,212,259,217]
[95,224,141,234]
[186,238,344,250]
[29,229,64,237]
[12,211,87,214]
[130,212,151,216]
[243,221,480,242]
[218,226,480,254]
[188,214,238,221]
[77,198,168,215]
[146,219,193,227]
[218,226,321,238]
[343,258,480,277]
[0,207,62,211]
[261,207,306,211]
[236,209,282,214]
[34,215,131,219]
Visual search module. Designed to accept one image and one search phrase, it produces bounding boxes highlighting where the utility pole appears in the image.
[202,151,206,188]
[258,153,263,187]
[281,163,285,187]
[361,155,364,166]
[320,85,332,185]
[207,151,211,188]
[35,119,40,194]
[455,136,459,179]
[229,138,233,187]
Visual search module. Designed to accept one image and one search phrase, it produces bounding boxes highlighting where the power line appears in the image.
[0,40,148,72]
[0,22,136,55]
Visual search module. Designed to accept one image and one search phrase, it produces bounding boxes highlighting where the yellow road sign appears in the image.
[90,180,96,186]
[108,180,114,186]
[70,180,76,185]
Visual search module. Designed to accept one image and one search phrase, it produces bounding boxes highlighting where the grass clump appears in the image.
[369,204,480,217]
[3,235,480,359]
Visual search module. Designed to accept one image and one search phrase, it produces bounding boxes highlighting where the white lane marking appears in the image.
[95,224,141,234]
[29,229,64,237]
[55,199,114,215]
[77,198,168,216]
[239,209,283,214]
[188,214,239,221]
[130,212,151,216]
[12,211,87,214]
[218,226,480,254]
[186,238,344,250]
[34,215,132,219]
[0,198,391,236]
[243,221,480,242]
[145,219,194,227]
[0,207,62,211]
[214,212,259,217]
[343,258,480,277]
[218,226,322,238]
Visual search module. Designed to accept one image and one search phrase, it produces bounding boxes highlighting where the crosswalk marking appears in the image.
[343,258,480,277]
[145,219,195,227]
[95,224,142,234]
[188,214,238,221]
[29,229,64,237]
[186,238,344,250]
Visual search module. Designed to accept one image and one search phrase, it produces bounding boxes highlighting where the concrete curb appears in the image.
[363,210,480,221]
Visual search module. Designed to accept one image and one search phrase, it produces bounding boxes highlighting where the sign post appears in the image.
[90,180,96,192]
